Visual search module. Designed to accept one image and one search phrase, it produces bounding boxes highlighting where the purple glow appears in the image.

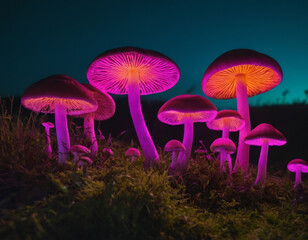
[244,123,286,186]
[287,159,308,189]
[87,47,180,168]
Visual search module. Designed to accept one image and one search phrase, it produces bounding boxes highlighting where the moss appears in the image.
[0,98,307,240]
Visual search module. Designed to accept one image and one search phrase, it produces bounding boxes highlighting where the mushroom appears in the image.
[21,74,97,164]
[41,122,54,158]
[206,110,245,139]
[102,148,114,159]
[70,145,91,164]
[158,95,217,174]
[125,148,141,162]
[78,156,93,174]
[287,159,308,189]
[87,47,180,169]
[210,138,236,173]
[201,49,283,173]
[244,123,286,186]
[164,140,186,174]
[80,84,115,158]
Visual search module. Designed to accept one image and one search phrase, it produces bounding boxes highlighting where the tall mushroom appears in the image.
[87,47,180,169]
[21,74,97,164]
[201,49,283,173]
[244,123,286,186]
[158,95,217,173]
[80,84,115,158]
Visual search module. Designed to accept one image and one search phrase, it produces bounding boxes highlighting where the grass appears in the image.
[0,97,307,240]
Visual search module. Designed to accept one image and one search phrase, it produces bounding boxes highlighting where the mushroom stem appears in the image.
[84,116,98,158]
[227,154,232,174]
[222,125,229,138]
[294,166,302,189]
[234,74,251,173]
[55,102,70,164]
[177,117,193,173]
[127,71,159,168]
[220,149,227,172]
[254,140,269,186]
[43,126,52,158]
[170,151,179,169]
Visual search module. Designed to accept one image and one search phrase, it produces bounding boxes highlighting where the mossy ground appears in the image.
[0,98,307,240]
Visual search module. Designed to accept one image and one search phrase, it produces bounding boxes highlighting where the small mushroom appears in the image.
[164,140,186,174]
[158,94,217,174]
[70,145,91,164]
[287,159,308,189]
[42,122,54,158]
[244,123,286,186]
[210,138,236,173]
[78,156,93,174]
[125,148,141,162]
[102,148,114,159]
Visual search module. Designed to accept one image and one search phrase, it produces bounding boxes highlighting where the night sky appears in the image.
[1,0,308,109]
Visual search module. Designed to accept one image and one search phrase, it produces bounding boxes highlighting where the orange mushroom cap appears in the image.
[201,49,283,99]
[87,47,180,95]
[206,110,245,132]
[21,74,97,115]
[158,95,217,125]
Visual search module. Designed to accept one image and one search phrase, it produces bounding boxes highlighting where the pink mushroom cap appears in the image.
[157,95,217,125]
[87,47,180,95]
[201,49,283,99]
[244,123,286,146]
[21,74,97,115]
[206,110,245,132]
[287,159,308,173]
[164,140,186,152]
[70,145,91,155]
[80,84,115,121]
[210,138,236,154]
[42,122,54,128]
[125,148,141,158]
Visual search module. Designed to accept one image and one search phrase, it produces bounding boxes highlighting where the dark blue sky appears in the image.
[1,0,307,109]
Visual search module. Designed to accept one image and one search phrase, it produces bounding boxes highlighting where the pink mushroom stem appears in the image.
[294,166,302,188]
[127,71,159,168]
[220,149,227,171]
[84,115,98,158]
[55,102,71,164]
[227,155,232,174]
[43,126,52,158]
[170,151,179,169]
[222,125,230,138]
[177,117,193,172]
[254,140,269,186]
[235,74,251,173]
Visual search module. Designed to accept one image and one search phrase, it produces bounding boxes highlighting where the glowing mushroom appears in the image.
[158,95,217,173]
[87,47,180,169]
[206,110,245,139]
[42,122,54,158]
[80,84,115,158]
[210,138,236,173]
[287,159,308,189]
[244,123,286,186]
[78,156,93,174]
[164,139,186,174]
[202,49,283,173]
[125,148,141,162]
[21,74,97,164]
